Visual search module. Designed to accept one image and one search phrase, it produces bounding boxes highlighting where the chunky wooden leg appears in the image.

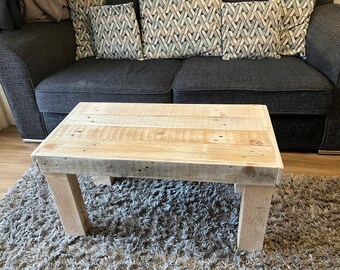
[237,185,274,251]
[45,173,90,236]
[234,184,244,194]
[93,176,115,185]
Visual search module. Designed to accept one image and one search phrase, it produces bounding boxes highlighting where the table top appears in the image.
[32,103,283,186]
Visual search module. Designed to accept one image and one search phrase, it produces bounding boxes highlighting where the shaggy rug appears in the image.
[0,164,339,270]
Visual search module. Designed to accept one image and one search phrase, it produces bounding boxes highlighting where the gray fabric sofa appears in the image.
[0,1,339,152]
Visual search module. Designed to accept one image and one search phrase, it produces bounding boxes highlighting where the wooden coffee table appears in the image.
[32,102,283,251]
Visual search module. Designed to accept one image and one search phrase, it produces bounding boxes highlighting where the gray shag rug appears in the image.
[0,164,339,270]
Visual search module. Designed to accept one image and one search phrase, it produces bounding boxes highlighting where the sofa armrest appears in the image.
[306,4,340,151]
[306,4,340,89]
[0,20,76,139]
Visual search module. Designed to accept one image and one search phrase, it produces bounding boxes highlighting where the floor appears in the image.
[0,126,339,198]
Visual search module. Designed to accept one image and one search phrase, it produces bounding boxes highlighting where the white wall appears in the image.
[335,0,340,4]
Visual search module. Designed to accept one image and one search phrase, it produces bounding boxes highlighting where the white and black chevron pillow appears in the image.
[68,0,105,60]
[89,3,143,60]
[221,0,281,60]
[140,0,222,59]
[279,0,315,57]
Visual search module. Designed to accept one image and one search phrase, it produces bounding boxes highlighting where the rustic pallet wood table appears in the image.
[32,102,283,251]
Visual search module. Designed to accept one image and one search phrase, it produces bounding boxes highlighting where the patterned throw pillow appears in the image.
[68,0,105,60]
[89,4,143,60]
[221,1,281,60]
[140,0,222,59]
[279,0,315,57]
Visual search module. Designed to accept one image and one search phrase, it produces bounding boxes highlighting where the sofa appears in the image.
[0,0,339,152]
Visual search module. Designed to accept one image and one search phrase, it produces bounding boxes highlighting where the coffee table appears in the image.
[32,102,283,251]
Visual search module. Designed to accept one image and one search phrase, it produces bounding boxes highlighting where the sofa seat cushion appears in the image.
[36,57,182,113]
[173,56,333,115]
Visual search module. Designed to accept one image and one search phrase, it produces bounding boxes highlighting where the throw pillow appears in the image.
[221,0,281,60]
[279,0,315,57]
[139,0,222,59]
[89,3,143,60]
[68,0,105,60]
[106,0,140,20]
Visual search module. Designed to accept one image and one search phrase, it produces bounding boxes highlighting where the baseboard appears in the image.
[318,150,340,155]
[23,139,44,143]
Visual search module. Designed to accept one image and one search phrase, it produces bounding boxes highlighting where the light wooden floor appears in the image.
[0,126,339,198]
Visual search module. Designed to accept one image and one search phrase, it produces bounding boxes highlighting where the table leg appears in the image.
[45,173,90,236]
[234,184,244,194]
[237,185,274,251]
[93,176,115,185]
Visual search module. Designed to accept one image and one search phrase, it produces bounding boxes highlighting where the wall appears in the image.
[335,0,340,4]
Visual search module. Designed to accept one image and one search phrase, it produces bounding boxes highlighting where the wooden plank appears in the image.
[45,173,90,236]
[31,104,80,158]
[36,156,278,186]
[52,125,273,146]
[63,114,269,131]
[73,102,266,118]
[36,138,277,166]
[93,176,115,185]
[237,185,274,251]
[262,106,284,184]
[234,184,244,194]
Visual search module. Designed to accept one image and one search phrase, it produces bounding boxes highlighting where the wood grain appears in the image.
[45,173,90,235]
[73,102,266,117]
[237,185,274,251]
[64,114,269,131]
[36,155,278,186]
[263,106,284,184]
[234,184,244,194]
[33,103,283,187]
[93,176,115,185]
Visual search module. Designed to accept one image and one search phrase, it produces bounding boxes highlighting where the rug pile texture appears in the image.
[0,164,339,269]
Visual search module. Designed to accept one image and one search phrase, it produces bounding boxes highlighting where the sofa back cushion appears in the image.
[140,0,221,59]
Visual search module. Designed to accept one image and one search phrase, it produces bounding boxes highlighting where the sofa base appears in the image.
[318,150,340,155]
[23,139,44,143]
